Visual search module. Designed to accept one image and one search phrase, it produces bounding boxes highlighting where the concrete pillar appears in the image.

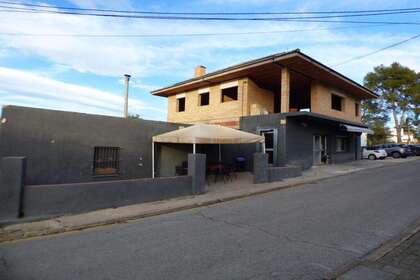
[277,123,287,166]
[253,153,268,184]
[281,67,290,113]
[0,157,26,220]
[188,153,206,194]
[355,134,361,160]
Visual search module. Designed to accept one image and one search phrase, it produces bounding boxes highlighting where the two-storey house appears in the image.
[152,49,376,169]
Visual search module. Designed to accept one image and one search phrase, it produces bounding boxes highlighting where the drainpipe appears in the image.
[123,74,131,118]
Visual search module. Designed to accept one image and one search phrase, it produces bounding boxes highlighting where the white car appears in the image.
[362,147,387,160]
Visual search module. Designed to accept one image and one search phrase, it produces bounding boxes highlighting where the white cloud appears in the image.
[0,67,166,120]
[4,2,416,80]
[0,0,419,120]
[305,40,420,83]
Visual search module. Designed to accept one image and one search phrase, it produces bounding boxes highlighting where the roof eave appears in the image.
[151,50,299,96]
[287,52,378,99]
[151,49,378,99]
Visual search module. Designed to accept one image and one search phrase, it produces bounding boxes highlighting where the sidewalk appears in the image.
[336,225,420,280]
[1,157,418,243]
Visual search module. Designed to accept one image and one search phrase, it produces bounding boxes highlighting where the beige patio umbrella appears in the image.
[151,123,265,177]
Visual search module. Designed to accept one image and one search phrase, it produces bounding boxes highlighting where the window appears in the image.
[221,86,238,102]
[199,92,209,106]
[93,147,120,175]
[177,97,185,112]
[336,136,348,152]
[331,94,343,111]
[355,103,359,116]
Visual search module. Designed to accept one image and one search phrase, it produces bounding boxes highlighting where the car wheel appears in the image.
[392,152,401,159]
[368,154,376,160]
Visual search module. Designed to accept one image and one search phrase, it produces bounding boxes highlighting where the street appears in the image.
[1,160,420,280]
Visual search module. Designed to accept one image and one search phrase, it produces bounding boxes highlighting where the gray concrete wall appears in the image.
[252,153,302,183]
[188,153,207,194]
[0,106,181,185]
[286,118,358,167]
[253,153,269,183]
[268,166,302,182]
[1,152,206,220]
[241,114,285,168]
[157,144,191,177]
[0,157,26,220]
[23,176,193,218]
[241,114,360,170]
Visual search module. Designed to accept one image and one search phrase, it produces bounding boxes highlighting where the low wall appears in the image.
[23,176,192,218]
[0,153,207,221]
[253,153,302,184]
[268,166,302,182]
[331,152,356,164]
[0,157,26,220]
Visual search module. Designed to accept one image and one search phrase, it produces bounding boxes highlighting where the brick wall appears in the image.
[167,78,248,126]
[167,77,277,127]
[311,81,361,123]
[166,75,363,127]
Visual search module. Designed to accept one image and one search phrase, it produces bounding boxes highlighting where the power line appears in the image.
[1,4,420,19]
[0,24,388,38]
[334,33,420,66]
[0,0,419,15]
[0,5,420,24]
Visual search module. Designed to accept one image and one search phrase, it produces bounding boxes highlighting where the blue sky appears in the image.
[0,0,419,121]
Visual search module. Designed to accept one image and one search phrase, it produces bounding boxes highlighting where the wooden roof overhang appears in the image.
[151,49,378,100]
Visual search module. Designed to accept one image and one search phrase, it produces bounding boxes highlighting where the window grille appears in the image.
[93,146,120,175]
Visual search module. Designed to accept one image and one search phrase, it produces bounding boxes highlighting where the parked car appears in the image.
[398,144,415,156]
[408,144,420,156]
[372,143,409,158]
[362,147,387,160]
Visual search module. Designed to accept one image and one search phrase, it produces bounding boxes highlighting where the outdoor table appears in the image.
[207,161,234,183]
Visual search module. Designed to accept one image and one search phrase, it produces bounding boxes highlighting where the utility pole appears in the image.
[123,74,131,118]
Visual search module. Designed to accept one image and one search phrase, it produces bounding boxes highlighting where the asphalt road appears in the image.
[1,160,420,280]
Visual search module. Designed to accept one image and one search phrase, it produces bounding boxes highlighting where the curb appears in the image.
[323,217,420,280]
[1,159,418,243]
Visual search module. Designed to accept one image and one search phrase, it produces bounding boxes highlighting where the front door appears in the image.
[313,135,327,165]
[260,129,276,164]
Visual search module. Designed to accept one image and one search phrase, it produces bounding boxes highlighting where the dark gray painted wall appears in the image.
[0,106,181,185]
[0,106,361,187]
[23,176,193,218]
[1,153,206,220]
[252,152,302,183]
[0,157,26,220]
[241,113,360,169]
[188,153,207,194]
[157,144,191,177]
[285,118,358,169]
[241,114,286,169]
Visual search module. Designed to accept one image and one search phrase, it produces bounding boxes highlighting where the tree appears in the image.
[367,121,392,145]
[364,63,419,143]
[402,117,416,143]
[361,97,391,145]
[128,113,141,119]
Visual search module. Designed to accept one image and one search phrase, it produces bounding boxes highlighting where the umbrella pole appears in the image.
[152,141,155,178]
[262,142,266,154]
[193,143,196,154]
[218,144,221,162]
